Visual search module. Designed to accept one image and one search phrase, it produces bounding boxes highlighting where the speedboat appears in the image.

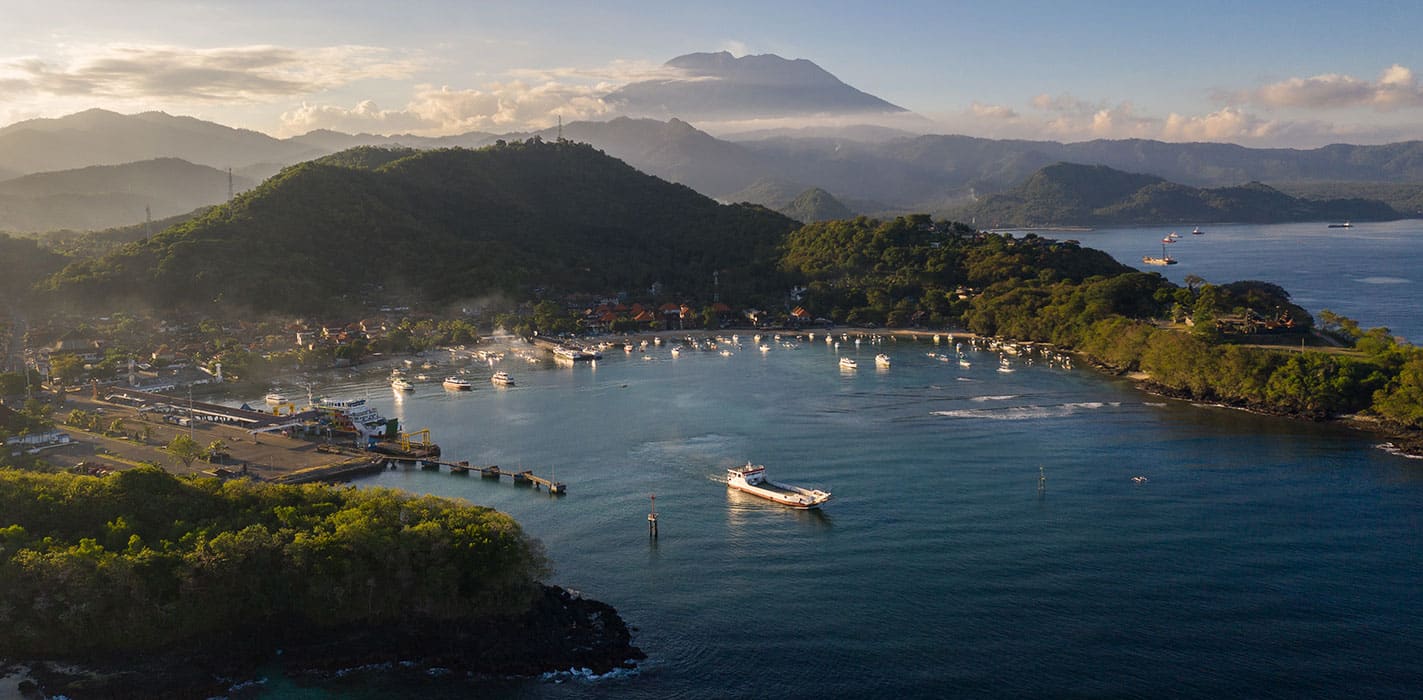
[490,371,514,386]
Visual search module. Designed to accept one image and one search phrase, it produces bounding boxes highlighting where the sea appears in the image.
[252,221,1423,698]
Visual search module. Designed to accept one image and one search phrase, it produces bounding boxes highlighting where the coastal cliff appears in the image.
[12,584,643,698]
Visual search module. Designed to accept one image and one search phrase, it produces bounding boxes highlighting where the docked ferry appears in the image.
[310,397,396,440]
[726,463,832,509]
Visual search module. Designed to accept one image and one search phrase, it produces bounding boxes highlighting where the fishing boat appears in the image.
[875,353,891,368]
[442,376,472,391]
[1142,242,1178,266]
[490,371,514,386]
[726,462,831,509]
[839,357,858,370]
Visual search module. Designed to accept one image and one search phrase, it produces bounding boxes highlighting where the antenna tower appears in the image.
[557,115,563,142]
[145,205,152,238]
[228,167,234,200]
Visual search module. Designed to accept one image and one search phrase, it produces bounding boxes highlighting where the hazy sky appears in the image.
[3,0,1422,146]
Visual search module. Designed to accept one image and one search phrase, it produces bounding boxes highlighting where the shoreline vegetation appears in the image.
[0,468,643,697]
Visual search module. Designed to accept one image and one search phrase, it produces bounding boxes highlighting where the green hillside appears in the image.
[955,162,1401,227]
[781,188,855,223]
[43,141,799,314]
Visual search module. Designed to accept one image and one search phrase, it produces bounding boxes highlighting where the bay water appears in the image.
[254,221,1423,697]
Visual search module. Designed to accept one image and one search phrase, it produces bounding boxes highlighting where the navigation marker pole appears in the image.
[648,493,658,539]
[1038,465,1046,495]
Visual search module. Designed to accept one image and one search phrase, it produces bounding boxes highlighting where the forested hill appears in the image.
[43,141,800,314]
[955,162,1401,227]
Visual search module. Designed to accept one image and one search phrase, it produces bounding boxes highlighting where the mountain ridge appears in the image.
[953,162,1402,227]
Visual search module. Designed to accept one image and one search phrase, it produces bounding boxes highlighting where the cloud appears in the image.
[1030,96,1160,140]
[0,44,424,102]
[505,59,682,86]
[279,81,616,137]
[1162,107,1279,141]
[968,102,1017,120]
[1242,64,1423,110]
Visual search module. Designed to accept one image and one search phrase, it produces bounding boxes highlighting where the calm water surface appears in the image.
[1058,220,1423,342]
[254,328,1423,698]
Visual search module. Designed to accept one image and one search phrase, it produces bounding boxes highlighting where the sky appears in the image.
[2,0,1422,147]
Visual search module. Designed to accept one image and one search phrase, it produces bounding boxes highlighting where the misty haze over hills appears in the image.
[1,51,1422,232]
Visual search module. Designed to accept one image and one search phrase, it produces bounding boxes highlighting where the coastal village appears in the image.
[0,294,883,481]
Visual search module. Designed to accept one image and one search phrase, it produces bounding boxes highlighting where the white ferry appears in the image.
[310,397,394,439]
[839,357,858,370]
[875,353,891,368]
[264,392,287,404]
[443,376,472,391]
[726,463,831,509]
[490,371,514,386]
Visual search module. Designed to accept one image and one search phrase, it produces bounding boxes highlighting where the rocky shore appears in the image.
[6,585,644,699]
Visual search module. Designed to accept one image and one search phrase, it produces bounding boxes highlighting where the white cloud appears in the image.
[968,102,1017,120]
[1245,64,1423,110]
[0,43,425,102]
[279,81,616,137]
[718,40,752,57]
[1162,107,1279,141]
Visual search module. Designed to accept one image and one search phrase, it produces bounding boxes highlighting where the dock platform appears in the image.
[384,458,566,494]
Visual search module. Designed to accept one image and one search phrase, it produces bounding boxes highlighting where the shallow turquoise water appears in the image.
[254,330,1423,698]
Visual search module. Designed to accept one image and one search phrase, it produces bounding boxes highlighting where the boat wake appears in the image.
[970,394,1020,402]
[931,401,1120,421]
[1357,276,1411,285]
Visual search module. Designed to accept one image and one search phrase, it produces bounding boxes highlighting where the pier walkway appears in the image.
[385,458,566,494]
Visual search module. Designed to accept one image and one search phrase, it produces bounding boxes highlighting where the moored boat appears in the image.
[875,353,891,367]
[726,462,831,509]
[839,357,858,370]
[442,376,472,391]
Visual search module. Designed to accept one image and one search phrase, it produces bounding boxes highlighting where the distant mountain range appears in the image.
[0,158,250,233]
[5,49,1423,233]
[605,51,907,121]
[951,163,1401,227]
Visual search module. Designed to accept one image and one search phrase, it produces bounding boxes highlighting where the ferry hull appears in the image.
[729,482,830,509]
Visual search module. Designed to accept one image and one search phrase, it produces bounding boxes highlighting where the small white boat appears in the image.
[726,462,831,509]
[875,353,891,368]
[490,371,514,386]
[442,376,472,391]
[1191,226,1203,235]
[264,392,287,405]
[390,377,413,392]
[671,346,682,357]
[839,357,858,370]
